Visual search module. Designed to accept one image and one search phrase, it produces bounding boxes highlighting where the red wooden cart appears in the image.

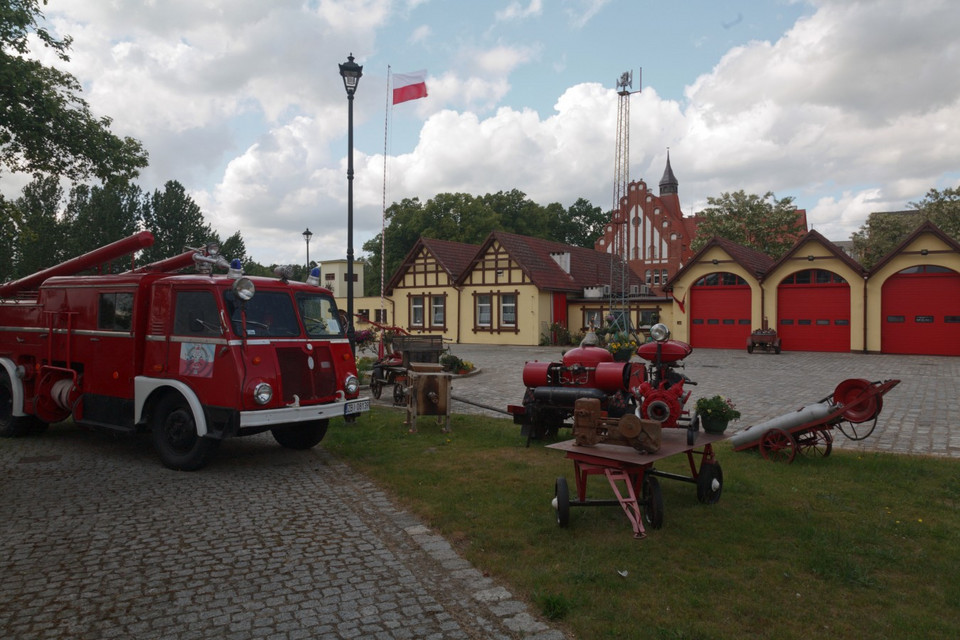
[547,428,727,539]
[729,378,900,463]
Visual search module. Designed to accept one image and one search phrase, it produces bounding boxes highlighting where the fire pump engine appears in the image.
[0,232,368,470]
[508,323,697,443]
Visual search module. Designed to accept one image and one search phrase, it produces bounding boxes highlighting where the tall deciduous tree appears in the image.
[63,180,143,271]
[13,174,64,277]
[851,186,960,268]
[691,190,804,258]
[1,0,148,181]
[140,180,212,264]
[555,197,607,247]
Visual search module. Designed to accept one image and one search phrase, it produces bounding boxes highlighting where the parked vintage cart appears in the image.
[729,378,900,463]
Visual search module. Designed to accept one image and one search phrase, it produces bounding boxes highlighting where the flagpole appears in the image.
[380,66,391,338]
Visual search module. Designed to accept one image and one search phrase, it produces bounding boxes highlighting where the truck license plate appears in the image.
[344,399,370,415]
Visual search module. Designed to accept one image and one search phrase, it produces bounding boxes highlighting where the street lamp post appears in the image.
[302,227,313,275]
[339,53,362,354]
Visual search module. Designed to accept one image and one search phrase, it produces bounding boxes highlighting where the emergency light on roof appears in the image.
[228,259,243,279]
[307,267,320,286]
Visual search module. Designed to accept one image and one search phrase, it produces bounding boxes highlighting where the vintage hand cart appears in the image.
[729,378,900,463]
[370,331,446,405]
[547,427,727,539]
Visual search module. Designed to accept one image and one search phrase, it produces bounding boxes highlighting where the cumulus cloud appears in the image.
[16,0,960,268]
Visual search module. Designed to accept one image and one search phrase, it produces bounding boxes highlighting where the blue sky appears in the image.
[15,0,960,267]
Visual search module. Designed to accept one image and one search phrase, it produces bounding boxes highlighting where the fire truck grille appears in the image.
[277,346,337,404]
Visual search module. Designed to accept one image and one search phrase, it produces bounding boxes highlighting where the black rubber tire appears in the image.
[696,462,723,504]
[0,373,29,438]
[371,379,383,399]
[554,477,570,527]
[641,474,664,529]
[271,419,329,450]
[151,394,220,471]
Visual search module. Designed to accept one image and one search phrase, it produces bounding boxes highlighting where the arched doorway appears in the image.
[690,272,751,349]
[881,265,960,356]
[777,269,850,352]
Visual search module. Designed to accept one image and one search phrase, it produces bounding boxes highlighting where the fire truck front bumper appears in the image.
[238,397,370,429]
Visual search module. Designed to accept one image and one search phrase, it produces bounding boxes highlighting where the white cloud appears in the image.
[495,0,543,22]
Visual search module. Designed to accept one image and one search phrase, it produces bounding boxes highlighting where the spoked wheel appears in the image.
[553,477,570,527]
[371,379,383,400]
[797,429,833,458]
[152,394,220,471]
[641,473,664,529]
[696,462,723,504]
[836,416,877,441]
[393,383,406,405]
[759,428,796,463]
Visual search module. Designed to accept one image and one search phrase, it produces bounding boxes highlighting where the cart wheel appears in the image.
[553,477,570,527]
[393,383,406,405]
[697,462,723,504]
[641,474,664,529]
[747,344,754,354]
[774,345,781,354]
[760,428,796,463]
[836,416,877,441]
[797,429,833,458]
[371,379,383,400]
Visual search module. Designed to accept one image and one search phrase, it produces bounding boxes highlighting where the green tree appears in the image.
[555,197,607,247]
[140,180,212,263]
[1,0,148,181]
[13,174,64,277]
[0,194,20,280]
[63,180,143,271]
[691,190,804,258]
[851,186,960,268]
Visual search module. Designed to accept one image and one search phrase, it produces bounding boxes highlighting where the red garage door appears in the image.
[881,266,960,356]
[690,272,752,349]
[777,269,850,352]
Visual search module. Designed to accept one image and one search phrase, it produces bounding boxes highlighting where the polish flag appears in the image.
[392,70,427,105]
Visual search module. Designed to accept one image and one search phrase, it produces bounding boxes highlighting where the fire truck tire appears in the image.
[696,462,723,504]
[0,374,29,438]
[271,419,329,449]
[641,474,664,529]
[553,477,570,527]
[151,394,220,471]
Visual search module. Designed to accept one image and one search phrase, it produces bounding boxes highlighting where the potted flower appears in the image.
[602,330,639,362]
[694,395,741,433]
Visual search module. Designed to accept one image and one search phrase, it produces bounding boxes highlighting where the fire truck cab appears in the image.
[0,232,368,470]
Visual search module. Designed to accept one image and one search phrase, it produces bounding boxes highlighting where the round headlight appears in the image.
[253,382,273,405]
[344,374,360,395]
[650,323,670,342]
[232,277,255,301]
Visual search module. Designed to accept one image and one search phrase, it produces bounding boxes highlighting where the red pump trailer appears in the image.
[0,232,368,470]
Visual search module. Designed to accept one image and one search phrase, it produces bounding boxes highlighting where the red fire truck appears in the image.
[0,231,368,470]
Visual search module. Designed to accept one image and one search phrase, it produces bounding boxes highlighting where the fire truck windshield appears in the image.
[224,290,301,337]
[295,292,344,338]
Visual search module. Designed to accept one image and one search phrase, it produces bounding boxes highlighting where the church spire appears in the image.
[659,148,678,195]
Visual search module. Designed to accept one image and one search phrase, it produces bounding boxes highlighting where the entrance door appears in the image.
[881,266,960,356]
[777,269,850,352]
[690,273,752,349]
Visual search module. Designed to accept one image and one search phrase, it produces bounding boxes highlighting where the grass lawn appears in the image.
[324,408,960,640]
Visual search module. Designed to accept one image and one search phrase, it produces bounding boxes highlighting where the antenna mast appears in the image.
[609,69,640,331]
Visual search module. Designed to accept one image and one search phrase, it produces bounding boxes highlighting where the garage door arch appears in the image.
[690,272,752,349]
[777,268,850,352]
[881,265,960,356]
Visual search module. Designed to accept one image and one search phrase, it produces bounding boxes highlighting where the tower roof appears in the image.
[659,150,678,195]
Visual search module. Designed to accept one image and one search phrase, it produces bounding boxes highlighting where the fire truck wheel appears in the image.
[271,419,329,449]
[152,394,220,471]
[0,374,29,438]
[641,474,664,529]
[696,462,723,504]
[553,477,570,527]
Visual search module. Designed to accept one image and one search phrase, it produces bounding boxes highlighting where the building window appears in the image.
[661,269,668,283]
[501,294,517,326]
[584,309,604,329]
[375,309,388,323]
[477,295,492,326]
[431,296,445,326]
[645,269,651,284]
[411,296,424,327]
[653,270,661,285]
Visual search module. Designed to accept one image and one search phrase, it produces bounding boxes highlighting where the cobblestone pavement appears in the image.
[440,345,960,458]
[0,427,565,640]
[2,348,957,640]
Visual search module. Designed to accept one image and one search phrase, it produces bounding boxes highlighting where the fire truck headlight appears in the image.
[344,374,360,395]
[253,382,273,405]
[650,323,670,342]
[233,277,256,301]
